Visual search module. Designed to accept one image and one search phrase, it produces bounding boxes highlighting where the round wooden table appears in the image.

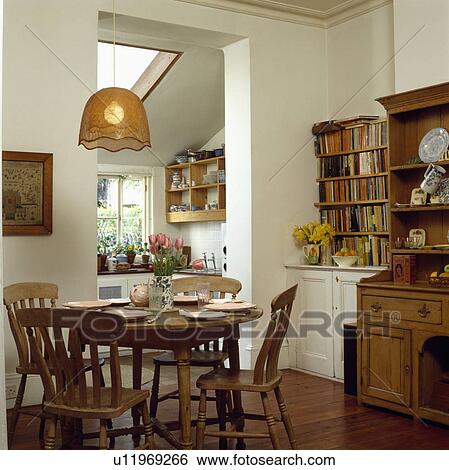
[106,307,263,450]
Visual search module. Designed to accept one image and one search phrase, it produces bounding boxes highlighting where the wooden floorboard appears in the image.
[7,369,449,450]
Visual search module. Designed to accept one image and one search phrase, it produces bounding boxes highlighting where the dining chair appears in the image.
[3,282,109,449]
[149,276,242,424]
[16,307,154,450]
[195,284,298,450]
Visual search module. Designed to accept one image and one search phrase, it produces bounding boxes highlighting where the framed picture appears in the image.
[2,151,53,235]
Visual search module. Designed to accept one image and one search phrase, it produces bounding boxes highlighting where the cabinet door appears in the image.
[289,269,334,377]
[333,271,368,379]
[361,325,411,406]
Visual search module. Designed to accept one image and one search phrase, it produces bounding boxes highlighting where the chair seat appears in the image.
[197,368,282,392]
[154,350,228,367]
[44,386,149,419]
[16,358,106,375]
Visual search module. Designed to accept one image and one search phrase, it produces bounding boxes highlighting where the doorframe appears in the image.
[0,0,8,450]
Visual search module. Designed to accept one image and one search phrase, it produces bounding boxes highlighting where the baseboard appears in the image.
[288,366,343,383]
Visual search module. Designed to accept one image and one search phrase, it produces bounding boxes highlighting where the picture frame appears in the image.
[2,151,53,235]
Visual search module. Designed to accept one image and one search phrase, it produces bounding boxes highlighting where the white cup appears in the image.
[420,163,446,194]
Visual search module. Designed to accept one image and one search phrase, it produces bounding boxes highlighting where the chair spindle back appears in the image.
[16,308,126,410]
[253,284,298,385]
[4,282,58,371]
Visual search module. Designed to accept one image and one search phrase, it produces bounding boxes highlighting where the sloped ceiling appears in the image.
[97,14,227,167]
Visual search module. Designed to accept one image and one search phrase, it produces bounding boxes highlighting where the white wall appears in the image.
[2,0,98,405]
[327,2,395,119]
[394,0,449,92]
[201,127,225,151]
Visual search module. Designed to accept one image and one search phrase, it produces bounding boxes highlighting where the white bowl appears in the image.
[332,255,358,267]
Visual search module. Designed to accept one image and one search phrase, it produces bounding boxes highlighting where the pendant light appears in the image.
[79,0,151,151]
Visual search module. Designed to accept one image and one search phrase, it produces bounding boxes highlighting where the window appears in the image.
[97,175,149,251]
[97,41,181,101]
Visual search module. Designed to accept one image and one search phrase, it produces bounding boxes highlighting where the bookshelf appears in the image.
[165,156,226,223]
[377,81,449,280]
[312,116,389,266]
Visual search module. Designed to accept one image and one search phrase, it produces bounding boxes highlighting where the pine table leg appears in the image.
[174,346,193,450]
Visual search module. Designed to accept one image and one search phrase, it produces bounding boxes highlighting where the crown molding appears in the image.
[174,0,392,28]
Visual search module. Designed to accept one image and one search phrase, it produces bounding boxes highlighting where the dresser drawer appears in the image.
[362,295,442,324]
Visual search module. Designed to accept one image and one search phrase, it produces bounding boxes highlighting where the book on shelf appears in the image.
[320,204,388,233]
[314,118,387,154]
[334,236,390,267]
[319,176,387,203]
[319,148,387,178]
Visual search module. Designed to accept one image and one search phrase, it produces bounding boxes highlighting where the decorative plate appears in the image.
[434,178,449,203]
[108,298,131,306]
[174,295,198,305]
[203,302,256,312]
[419,128,449,163]
[180,310,228,320]
[409,229,426,248]
[62,300,112,309]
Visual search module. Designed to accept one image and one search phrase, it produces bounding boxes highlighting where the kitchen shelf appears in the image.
[166,209,226,223]
[391,204,449,212]
[316,145,387,158]
[391,249,449,255]
[335,231,390,236]
[315,199,388,208]
[390,160,449,172]
[166,157,226,223]
[317,172,388,182]
[166,156,225,170]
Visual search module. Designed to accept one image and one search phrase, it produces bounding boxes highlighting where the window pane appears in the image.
[97,177,119,250]
[122,178,144,243]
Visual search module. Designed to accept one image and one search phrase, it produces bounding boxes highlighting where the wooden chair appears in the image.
[195,284,298,450]
[149,276,242,422]
[16,307,154,450]
[3,282,109,448]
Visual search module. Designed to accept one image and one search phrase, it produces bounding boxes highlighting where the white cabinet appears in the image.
[286,265,383,379]
[98,273,151,299]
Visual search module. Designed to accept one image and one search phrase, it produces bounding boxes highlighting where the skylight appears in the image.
[97,42,159,90]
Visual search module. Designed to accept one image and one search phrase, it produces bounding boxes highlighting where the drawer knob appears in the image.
[405,365,410,374]
[418,304,430,318]
[370,302,382,313]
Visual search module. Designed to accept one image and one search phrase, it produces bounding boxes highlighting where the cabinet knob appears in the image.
[404,365,410,374]
[418,304,430,318]
[370,302,382,313]
[336,276,339,283]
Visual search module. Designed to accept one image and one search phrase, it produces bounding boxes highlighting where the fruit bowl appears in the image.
[332,255,358,267]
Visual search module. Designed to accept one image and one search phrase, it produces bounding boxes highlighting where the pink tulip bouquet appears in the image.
[148,233,184,276]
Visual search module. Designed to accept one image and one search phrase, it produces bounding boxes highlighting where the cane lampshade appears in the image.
[79,87,151,152]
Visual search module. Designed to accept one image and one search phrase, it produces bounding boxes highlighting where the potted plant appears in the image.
[114,243,128,264]
[96,235,111,272]
[126,244,137,265]
[141,242,150,265]
[293,222,335,265]
[148,233,184,309]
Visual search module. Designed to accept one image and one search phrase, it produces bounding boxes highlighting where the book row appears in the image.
[319,149,387,178]
[319,176,387,203]
[315,120,387,154]
[320,204,389,233]
[334,236,390,267]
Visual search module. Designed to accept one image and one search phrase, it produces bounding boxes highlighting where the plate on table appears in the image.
[174,295,198,305]
[209,298,244,305]
[180,310,228,320]
[114,309,152,323]
[108,298,131,306]
[419,128,449,163]
[62,300,112,309]
[203,302,256,312]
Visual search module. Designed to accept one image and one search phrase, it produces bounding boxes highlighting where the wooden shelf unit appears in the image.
[165,157,226,223]
[377,81,449,280]
[313,117,389,266]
